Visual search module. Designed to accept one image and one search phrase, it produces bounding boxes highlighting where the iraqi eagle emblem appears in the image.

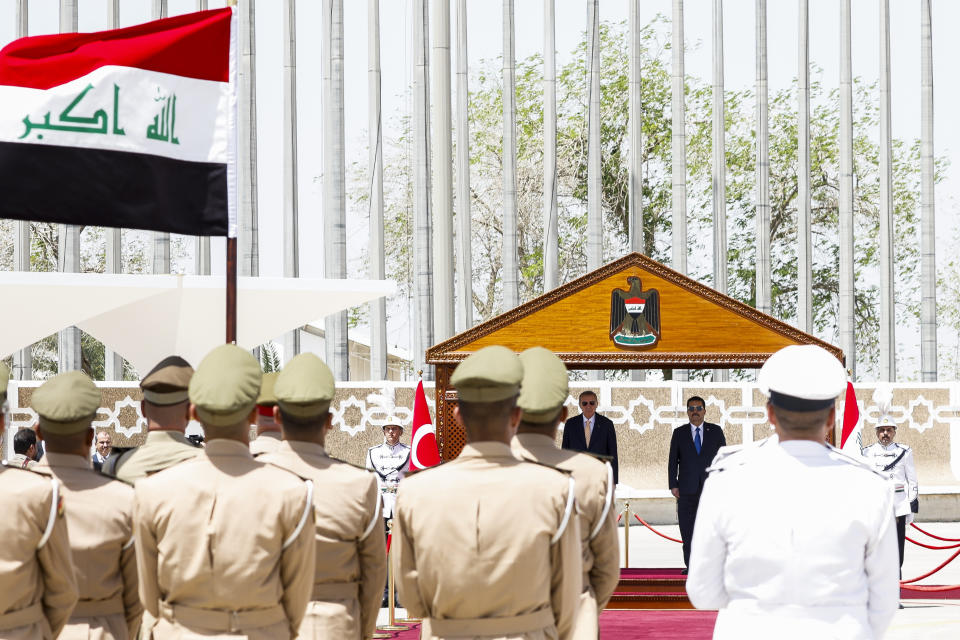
[610,276,661,348]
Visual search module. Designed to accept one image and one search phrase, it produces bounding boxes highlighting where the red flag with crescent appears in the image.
[410,380,440,471]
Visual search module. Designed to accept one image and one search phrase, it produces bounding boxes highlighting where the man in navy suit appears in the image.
[668,396,726,571]
[561,390,618,484]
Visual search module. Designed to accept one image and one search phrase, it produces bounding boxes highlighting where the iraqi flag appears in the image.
[0,8,236,237]
[410,380,441,471]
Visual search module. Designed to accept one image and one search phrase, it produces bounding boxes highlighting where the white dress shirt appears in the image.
[687,439,899,640]
[689,422,704,444]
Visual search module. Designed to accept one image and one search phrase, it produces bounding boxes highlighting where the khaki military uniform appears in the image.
[512,433,619,638]
[0,466,78,639]
[133,439,316,640]
[104,431,199,484]
[34,454,142,639]
[6,453,37,470]
[393,442,582,639]
[260,440,386,639]
[249,431,281,457]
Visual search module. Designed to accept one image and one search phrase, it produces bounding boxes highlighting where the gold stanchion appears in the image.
[623,501,630,569]
[377,519,408,633]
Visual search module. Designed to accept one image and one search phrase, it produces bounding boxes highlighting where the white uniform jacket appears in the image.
[686,439,900,640]
[366,442,410,520]
[861,442,918,520]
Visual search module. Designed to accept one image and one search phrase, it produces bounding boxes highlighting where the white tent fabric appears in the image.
[0,273,395,375]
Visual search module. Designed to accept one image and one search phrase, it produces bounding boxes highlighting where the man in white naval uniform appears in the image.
[862,416,918,575]
[686,345,900,640]
[366,419,410,606]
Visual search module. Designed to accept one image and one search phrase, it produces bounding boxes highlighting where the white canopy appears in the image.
[0,272,395,375]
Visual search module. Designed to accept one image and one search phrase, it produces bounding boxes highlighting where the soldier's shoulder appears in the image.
[896,442,913,453]
[1,462,56,487]
[556,450,608,479]
[706,437,776,474]
[327,455,377,476]
[824,444,887,479]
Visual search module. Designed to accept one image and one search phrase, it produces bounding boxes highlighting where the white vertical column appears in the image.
[104,0,124,381]
[195,0,210,274]
[368,0,386,378]
[839,0,856,378]
[433,0,454,340]
[920,0,937,381]
[323,0,348,379]
[455,0,473,329]
[13,0,31,381]
[797,0,812,333]
[755,0,770,315]
[671,0,688,382]
[543,0,559,292]
[282,0,301,365]
[412,0,434,378]
[151,1,171,275]
[712,0,727,382]
[629,0,643,254]
[587,0,602,272]
[878,0,895,382]
[502,0,519,309]
[238,0,259,277]
[58,0,81,374]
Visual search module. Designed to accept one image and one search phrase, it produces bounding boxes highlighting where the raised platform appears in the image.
[609,568,693,610]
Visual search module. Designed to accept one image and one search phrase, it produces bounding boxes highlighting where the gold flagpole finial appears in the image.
[418,369,423,378]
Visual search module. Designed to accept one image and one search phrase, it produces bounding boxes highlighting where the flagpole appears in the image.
[227,0,238,345]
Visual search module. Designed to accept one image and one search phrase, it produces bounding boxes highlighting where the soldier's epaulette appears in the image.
[327,455,369,472]
[824,443,888,479]
[520,458,573,475]
[263,461,312,481]
[896,442,912,452]
[579,451,614,463]
[1,460,47,476]
[404,460,449,476]
[706,436,776,474]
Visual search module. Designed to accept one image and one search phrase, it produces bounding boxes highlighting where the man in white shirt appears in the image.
[366,419,410,606]
[686,345,900,639]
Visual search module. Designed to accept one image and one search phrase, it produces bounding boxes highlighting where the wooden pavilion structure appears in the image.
[426,253,842,460]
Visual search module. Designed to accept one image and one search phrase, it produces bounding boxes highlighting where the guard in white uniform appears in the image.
[366,421,410,522]
[686,345,900,640]
[861,386,918,575]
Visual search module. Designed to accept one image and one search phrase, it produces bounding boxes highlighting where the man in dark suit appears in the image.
[668,396,725,571]
[561,390,618,484]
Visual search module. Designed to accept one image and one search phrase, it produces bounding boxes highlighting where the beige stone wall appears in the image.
[6,381,960,497]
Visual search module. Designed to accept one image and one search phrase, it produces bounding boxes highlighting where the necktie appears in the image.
[584,419,592,447]
[694,427,702,455]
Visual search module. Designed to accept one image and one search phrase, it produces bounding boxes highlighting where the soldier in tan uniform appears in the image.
[260,354,386,640]
[104,356,200,483]
[393,345,583,639]
[8,428,39,469]
[249,372,281,457]
[31,371,143,639]
[511,347,619,639]
[0,362,79,639]
[133,344,316,640]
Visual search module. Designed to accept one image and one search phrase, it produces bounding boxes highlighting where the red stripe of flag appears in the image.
[840,380,859,449]
[0,8,231,89]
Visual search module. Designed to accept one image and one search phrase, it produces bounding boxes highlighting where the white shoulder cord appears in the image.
[589,461,615,542]
[551,476,577,544]
[37,478,59,549]
[283,480,314,549]
[361,489,382,540]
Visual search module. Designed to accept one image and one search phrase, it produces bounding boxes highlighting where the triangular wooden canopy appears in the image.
[427,252,842,369]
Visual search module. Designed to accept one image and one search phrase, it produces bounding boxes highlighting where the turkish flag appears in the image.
[840,380,861,451]
[410,380,441,470]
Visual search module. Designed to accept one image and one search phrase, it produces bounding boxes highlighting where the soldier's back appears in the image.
[108,430,199,484]
[34,453,140,640]
[260,440,386,640]
[0,466,78,639]
[395,442,580,638]
[133,439,316,640]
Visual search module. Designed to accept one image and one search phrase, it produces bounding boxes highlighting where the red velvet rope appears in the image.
[906,536,960,551]
[900,547,960,584]
[910,523,960,543]
[901,583,960,592]
[634,514,683,544]
[617,513,622,523]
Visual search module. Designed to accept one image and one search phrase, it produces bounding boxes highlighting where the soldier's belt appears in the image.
[380,487,398,494]
[311,581,359,601]
[73,596,125,617]
[424,608,554,636]
[159,602,286,633]
[0,602,43,631]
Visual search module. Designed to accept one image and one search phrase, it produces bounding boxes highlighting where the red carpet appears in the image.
[378,610,719,639]
[901,585,960,599]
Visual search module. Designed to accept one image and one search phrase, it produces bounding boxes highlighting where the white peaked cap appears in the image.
[758,345,847,411]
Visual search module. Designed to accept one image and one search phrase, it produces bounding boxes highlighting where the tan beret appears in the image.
[0,362,9,401]
[451,345,523,402]
[257,372,280,407]
[274,353,334,418]
[517,347,569,424]
[33,371,101,435]
[140,355,194,405]
[188,344,262,427]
